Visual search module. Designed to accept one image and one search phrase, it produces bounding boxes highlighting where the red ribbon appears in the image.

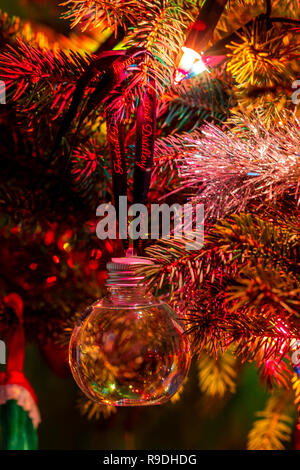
[51,48,157,253]
[107,75,157,252]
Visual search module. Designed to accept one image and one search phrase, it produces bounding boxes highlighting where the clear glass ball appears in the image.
[69,289,190,406]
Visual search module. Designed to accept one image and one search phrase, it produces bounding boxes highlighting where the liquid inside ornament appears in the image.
[69,257,191,406]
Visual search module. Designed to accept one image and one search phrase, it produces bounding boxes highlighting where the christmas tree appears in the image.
[0,0,299,450]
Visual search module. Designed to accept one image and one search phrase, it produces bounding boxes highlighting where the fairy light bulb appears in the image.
[190,56,208,76]
[178,47,201,72]
[174,47,208,84]
[173,48,208,85]
[174,0,228,84]
[69,257,190,406]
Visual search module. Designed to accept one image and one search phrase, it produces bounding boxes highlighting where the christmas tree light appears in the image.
[174,47,208,84]
[174,0,228,83]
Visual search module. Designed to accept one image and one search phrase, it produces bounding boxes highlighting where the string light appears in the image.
[174,0,228,84]
[174,47,208,84]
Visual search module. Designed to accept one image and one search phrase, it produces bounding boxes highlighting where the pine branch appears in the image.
[158,72,232,132]
[142,212,300,366]
[61,0,145,32]
[224,19,300,126]
[215,0,299,43]
[71,136,112,204]
[235,336,292,389]
[124,0,196,90]
[292,374,300,415]
[154,130,200,161]
[0,40,92,102]
[226,265,300,318]
[226,22,300,87]
[247,392,293,449]
[197,350,237,397]
[181,285,298,360]
[143,213,299,296]
[0,40,94,132]
[209,214,300,279]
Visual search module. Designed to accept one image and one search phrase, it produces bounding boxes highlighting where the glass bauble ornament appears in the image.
[69,257,190,406]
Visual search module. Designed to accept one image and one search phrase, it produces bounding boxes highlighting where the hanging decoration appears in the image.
[61,45,191,406]
[69,257,191,406]
[106,72,157,252]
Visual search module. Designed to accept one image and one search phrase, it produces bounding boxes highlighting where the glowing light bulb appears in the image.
[178,47,201,71]
[190,58,208,76]
[174,47,208,84]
